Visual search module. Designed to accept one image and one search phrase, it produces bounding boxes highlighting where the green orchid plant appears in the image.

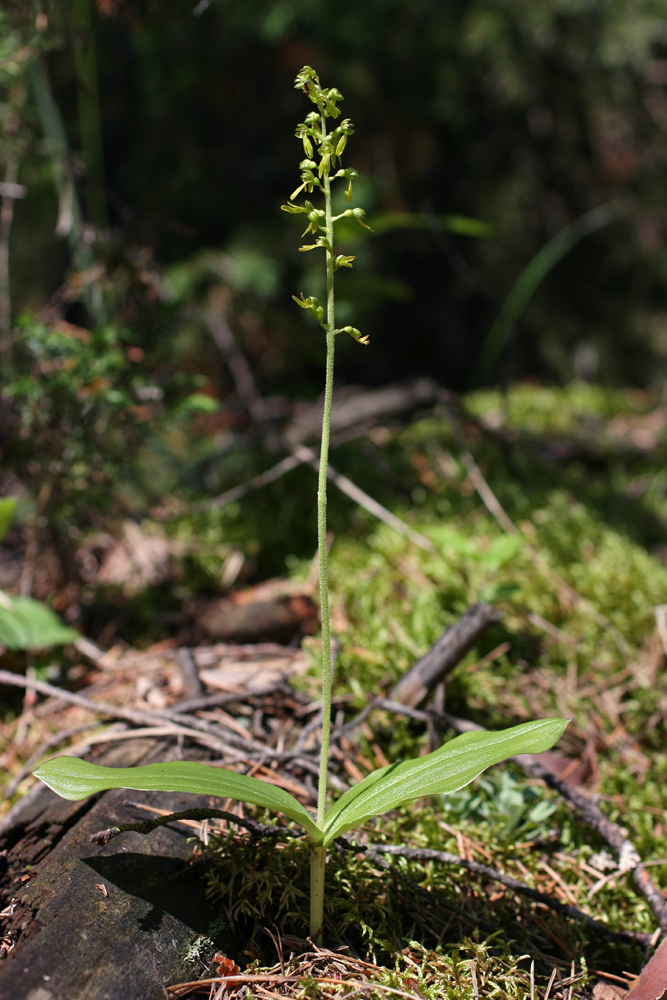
[34,67,568,943]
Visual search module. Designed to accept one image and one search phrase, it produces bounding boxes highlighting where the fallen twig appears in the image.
[442,711,667,937]
[176,679,294,714]
[0,668,313,760]
[349,845,487,933]
[367,844,653,946]
[168,972,435,999]
[292,444,435,553]
[171,439,435,553]
[189,452,305,514]
[0,669,240,756]
[335,696,432,740]
[389,604,502,707]
[176,647,203,699]
[90,806,295,846]
[5,722,114,798]
[0,666,348,798]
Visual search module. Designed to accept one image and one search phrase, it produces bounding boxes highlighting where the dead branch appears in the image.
[196,307,268,423]
[90,806,295,845]
[284,378,438,446]
[292,444,435,552]
[389,603,502,707]
[5,722,107,798]
[366,844,653,946]
[0,668,243,755]
[442,711,667,937]
[176,647,204,699]
[190,452,304,514]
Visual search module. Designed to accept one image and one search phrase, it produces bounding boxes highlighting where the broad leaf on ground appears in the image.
[0,595,79,651]
[34,757,321,841]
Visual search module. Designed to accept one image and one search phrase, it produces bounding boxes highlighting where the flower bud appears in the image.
[352,207,372,230]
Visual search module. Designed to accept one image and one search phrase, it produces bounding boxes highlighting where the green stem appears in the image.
[316,112,336,833]
[309,844,326,940]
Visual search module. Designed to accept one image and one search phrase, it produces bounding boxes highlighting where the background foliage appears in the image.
[2,1,667,609]
[3,0,667,391]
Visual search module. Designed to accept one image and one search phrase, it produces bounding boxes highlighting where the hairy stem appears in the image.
[316,111,336,833]
[309,844,326,940]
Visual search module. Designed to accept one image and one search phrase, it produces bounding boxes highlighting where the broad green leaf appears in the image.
[0,596,79,650]
[0,499,16,543]
[34,757,321,842]
[322,718,567,846]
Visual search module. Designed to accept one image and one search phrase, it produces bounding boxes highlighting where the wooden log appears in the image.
[0,739,229,1000]
[389,603,502,708]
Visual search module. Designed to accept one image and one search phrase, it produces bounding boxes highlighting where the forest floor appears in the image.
[1,381,667,999]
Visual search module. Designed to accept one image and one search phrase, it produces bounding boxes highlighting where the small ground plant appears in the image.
[33,67,567,942]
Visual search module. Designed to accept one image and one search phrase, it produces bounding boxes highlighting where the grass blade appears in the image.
[471,204,616,382]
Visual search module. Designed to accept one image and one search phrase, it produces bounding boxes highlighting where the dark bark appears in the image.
[0,740,226,1000]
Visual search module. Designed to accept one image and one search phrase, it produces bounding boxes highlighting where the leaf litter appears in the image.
[3,383,667,995]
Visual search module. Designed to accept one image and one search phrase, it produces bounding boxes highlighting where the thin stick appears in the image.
[0,668,277,753]
[177,680,291,714]
[294,444,435,553]
[655,605,667,661]
[198,307,267,423]
[0,155,18,368]
[442,711,667,936]
[0,670,264,756]
[0,79,26,370]
[5,723,101,798]
[162,432,434,555]
[0,669,242,756]
[89,806,293,846]
[335,696,431,739]
[189,452,305,514]
[0,665,344,795]
[353,846,485,932]
[367,845,652,945]
[544,967,557,1000]
[167,974,437,999]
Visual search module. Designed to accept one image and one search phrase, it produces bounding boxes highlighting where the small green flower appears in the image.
[337,325,369,345]
[280,203,307,215]
[333,254,355,270]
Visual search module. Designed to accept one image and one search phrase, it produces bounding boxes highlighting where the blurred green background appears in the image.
[3,0,667,391]
[3,0,667,638]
